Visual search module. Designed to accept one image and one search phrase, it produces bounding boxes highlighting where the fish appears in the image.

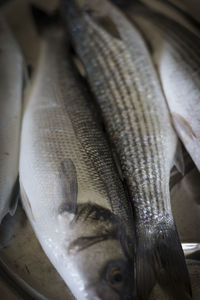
[62,0,191,299]
[127,6,200,173]
[136,0,200,36]
[19,24,134,300]
[0,16,23,223]
[167,0,200,24]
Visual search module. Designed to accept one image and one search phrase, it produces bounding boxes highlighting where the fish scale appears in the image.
[63,0,191,299]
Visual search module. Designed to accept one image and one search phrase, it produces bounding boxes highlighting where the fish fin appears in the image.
[72,53,86,77]
[68,235,110,254]
[9,176,19,217]
[173,140,185,175]
[136,223,192,300]
[95,16,122,40]
[112,150,124,182]
[57,159,78,215]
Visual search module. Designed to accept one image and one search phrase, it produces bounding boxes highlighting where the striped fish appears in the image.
[63,0,191,299]
[128,6,200,173]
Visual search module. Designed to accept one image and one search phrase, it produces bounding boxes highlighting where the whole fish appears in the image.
[0,16,23,223]
[63,0,191,299]
[128,7,200,173]
[19,27,134,300]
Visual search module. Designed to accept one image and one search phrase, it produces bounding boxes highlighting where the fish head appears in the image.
[54,160,134,299]
[71,243,133,300]
[61,203,134,300]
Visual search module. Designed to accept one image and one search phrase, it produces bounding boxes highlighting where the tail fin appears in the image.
[136,223,192,300]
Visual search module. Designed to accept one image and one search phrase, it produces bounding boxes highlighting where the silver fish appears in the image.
[0,16,23,223]
[19,27,134,300]
[63,0,191,299]
[137,0,200,36]
[168,0,200,23]
[128,7,200,173]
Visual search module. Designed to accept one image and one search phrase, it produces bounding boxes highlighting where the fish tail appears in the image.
[136,222,192,300]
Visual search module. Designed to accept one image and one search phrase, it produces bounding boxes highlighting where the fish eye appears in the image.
[106,264,125,289]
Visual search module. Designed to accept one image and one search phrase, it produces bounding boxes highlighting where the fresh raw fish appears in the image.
[128,6,200,173]
[19,26,134,300]
[63,0,191,299]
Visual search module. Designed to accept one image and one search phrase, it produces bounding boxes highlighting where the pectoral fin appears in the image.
[56,159,78,215]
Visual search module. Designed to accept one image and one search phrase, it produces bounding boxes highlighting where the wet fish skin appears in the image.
[134,0,200,36]
[0,16,23,223]
[19,27,134,300]
[128,6,200,173]
[63,0,191,299]
[168,0,200,24]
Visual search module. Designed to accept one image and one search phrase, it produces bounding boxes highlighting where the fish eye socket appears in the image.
[107,266,124,288]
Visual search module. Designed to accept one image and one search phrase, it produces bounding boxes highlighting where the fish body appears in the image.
[168,0,200,23]
[63,0,191,299]
[0,16,23,223]
[137,0,200,36]
[129,8,200,173]
[19,28,134,300]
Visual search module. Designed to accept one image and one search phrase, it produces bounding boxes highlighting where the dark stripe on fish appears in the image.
[84,15,166,220]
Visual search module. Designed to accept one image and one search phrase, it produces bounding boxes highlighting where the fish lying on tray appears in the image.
[63,0,191,299]
[168,0,200,24]
[19,20,134,300]
[135,0,200,36]
[127,4,200,174]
